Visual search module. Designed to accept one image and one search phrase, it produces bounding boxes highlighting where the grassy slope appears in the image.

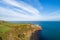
[0,21,11,33]
[0,21,33,40]
[0,21,41,40]
[0,25,10,33]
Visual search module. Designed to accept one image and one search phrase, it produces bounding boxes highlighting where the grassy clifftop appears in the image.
[0,20,42,40]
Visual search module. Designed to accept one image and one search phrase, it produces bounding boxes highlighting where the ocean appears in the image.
[11,21,60,40]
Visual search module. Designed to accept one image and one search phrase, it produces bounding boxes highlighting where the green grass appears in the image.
[0,25,11,33]
[0,21,34,33]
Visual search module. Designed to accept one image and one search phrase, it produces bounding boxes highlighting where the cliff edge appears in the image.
[0,21,42,40]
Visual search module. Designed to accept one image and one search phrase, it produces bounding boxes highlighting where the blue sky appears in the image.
[0,0,60,21]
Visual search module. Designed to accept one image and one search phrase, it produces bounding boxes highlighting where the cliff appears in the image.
[0,21,42,40]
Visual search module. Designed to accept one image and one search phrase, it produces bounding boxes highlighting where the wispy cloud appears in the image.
[3,0,40,16]
[0,0,42,21]
[0,0,60,21]
[0,7,41,21]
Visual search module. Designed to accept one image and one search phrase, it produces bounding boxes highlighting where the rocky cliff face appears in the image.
[0,21,42,40]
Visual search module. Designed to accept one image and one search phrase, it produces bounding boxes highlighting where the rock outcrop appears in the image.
[0,21,42,40]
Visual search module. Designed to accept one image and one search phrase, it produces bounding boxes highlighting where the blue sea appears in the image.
[11,21,60,40]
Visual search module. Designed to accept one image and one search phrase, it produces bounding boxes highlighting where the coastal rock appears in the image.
[0,21,42,40]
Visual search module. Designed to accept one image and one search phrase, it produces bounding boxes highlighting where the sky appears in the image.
[0,0,60,21]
